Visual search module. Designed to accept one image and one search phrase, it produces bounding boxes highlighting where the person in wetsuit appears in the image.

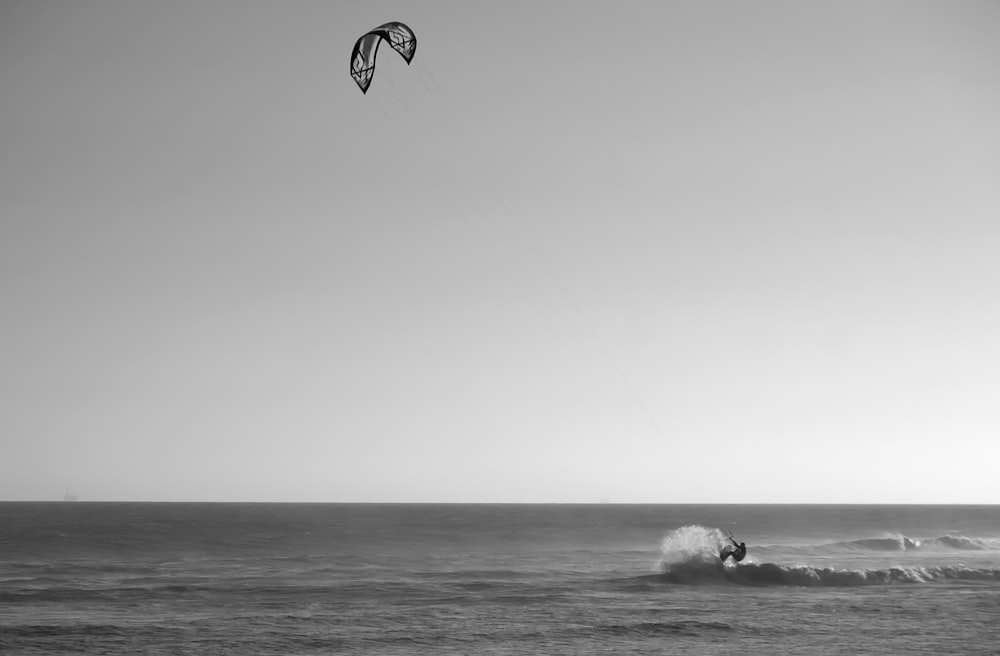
[720,536,747,563]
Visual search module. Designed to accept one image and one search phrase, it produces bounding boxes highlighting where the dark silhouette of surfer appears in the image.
[720,534,747,563]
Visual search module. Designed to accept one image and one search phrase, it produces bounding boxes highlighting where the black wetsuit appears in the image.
[720,540,747,563]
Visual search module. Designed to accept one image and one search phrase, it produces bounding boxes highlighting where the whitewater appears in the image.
[1,503,998,655]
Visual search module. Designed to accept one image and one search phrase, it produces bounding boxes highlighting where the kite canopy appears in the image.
[350,22,417,94]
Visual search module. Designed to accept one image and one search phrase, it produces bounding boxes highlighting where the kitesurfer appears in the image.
[720,535,747,563]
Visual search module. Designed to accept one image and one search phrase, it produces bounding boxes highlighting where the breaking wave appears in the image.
[835,536,923,551]
[829,534,1000,552]
[654,525,1000,587]
[655,560,1000,587]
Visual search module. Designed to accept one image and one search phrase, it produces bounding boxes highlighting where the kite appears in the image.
[350,22,417,94]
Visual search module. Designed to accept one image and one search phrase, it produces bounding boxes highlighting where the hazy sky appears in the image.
[2,1,998,503]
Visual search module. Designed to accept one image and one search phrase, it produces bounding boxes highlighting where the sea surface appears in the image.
[1,503,999,655]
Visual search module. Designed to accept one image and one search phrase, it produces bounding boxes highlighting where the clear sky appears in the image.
[2,1,998,503]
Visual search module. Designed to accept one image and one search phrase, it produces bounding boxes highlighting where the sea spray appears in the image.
[659,525,728,563]
[658,525,732,583]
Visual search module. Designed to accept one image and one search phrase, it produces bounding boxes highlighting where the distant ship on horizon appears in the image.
[63,487,79,502]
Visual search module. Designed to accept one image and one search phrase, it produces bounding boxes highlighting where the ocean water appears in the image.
[1,503,998,655]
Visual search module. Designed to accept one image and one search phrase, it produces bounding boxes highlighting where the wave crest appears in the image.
[837,535,922,551]
[831,534,1000,552]
[656,559,1000,587]
[729,563,1000,586]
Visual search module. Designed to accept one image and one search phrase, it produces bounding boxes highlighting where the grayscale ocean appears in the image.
[1,503,998,655]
